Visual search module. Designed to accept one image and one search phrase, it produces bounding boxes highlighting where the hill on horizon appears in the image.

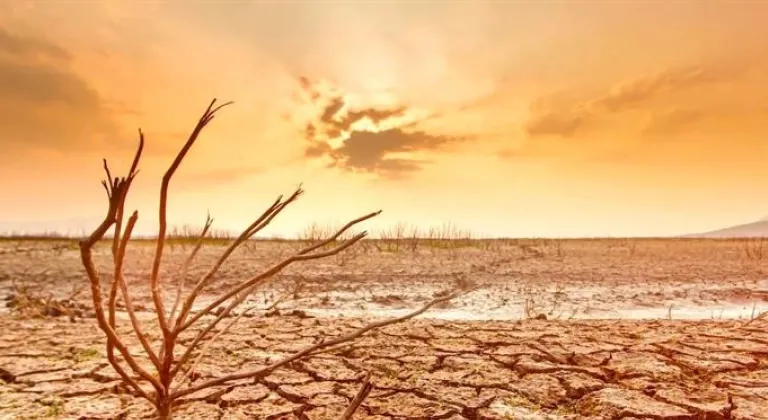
[684,218,768,238]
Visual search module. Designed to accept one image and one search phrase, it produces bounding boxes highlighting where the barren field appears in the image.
[1,238,768,419]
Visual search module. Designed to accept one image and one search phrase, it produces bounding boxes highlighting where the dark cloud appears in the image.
[307,88,408,136]
[328,128,456,175]
[304,141,331,158]
[0,28,120,154]
[524,65,736,138]
[294,77,461,178]
[347,107,408,126]
[320,97,345,125]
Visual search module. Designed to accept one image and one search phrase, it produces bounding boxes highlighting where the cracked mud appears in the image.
[1,239,768,418]
[1,317,767,419]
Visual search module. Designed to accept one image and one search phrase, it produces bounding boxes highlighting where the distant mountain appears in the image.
[684,218,768,238]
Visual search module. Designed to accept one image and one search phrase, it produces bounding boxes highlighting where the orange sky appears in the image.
[1,2,768,238]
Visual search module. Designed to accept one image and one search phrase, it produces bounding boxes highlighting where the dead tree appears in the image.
[78,99,462,419]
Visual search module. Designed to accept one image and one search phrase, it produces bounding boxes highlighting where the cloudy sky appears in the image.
[1,1,768,237]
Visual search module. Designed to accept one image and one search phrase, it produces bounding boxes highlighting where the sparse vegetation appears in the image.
[5,282,89,320]
[39,397,64,417]
[71,347,101,363]
[743,237,767,261]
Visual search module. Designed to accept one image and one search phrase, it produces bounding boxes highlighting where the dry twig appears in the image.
[340,372,372,420]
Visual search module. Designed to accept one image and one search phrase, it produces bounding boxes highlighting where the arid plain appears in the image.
[1,237,767,419]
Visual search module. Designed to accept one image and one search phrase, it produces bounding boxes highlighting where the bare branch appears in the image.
[128,129,145,176]
[179,211,379,333]
[107,355,152,401]
[174,304,257,390]
[173,278,304,383]
[103,136,158,374]
[82,135,143,249]
[106,163,127,383]
[150,99,233,335]
[297,211,382,256]
[173,187,303,331]
[115,211,161,369]
[172,291,459,400]
[85,171,150,399]
[78,138,163,395]
[340,373,372,420]
[168,213,214,326]
[172,230,372,373]
[102,159,113,197]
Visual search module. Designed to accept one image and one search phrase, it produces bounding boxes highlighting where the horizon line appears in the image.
[4,232,764,242]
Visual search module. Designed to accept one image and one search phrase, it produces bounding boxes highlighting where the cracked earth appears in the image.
[1,239,768,419]
[2,317,767,419]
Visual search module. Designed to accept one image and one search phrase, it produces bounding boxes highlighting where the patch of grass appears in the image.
[502,394,540,411]
[71,347,101,363]
[39,397,64,417]
[552,403,577,416]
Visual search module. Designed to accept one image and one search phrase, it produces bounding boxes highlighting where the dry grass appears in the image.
[4,282,90,320]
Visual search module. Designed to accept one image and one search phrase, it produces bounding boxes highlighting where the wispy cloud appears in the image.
[642,108,704,136]
[525,106,587,138]
[523,65,739,138]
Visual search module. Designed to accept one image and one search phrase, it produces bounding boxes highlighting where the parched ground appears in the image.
[1,238,768,419]
[1,317,767,419]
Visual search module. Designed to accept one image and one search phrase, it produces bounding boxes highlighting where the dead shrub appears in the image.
[78,99,464,419]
